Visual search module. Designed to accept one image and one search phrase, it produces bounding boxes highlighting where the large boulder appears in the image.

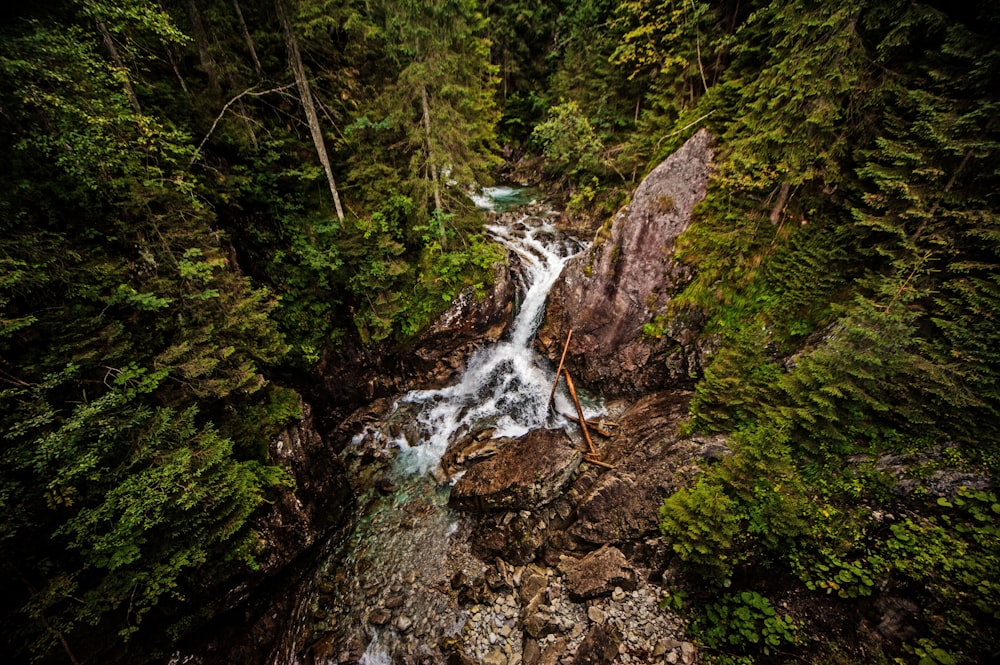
[568,391,721,544]
[449,429,582,512]
[561,546,637,600]
[537,129,713,398]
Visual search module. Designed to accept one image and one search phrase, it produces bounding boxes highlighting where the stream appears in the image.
[270,189,603,664]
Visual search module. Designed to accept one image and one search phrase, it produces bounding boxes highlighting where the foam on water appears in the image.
[393,211,600,476]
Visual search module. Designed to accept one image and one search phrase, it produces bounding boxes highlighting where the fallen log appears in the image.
[562,412,614,438]
[563,368,597,458]
[584,455,615,470]
[548,328,573,408]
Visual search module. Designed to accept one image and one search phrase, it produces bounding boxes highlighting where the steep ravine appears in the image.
[268,196,711,665]
[173,133,717,665]
[272,133,716,665]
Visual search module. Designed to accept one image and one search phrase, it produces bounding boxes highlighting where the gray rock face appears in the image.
[561,546,637,600]
[538,129,713,397]
[449,429,583,512]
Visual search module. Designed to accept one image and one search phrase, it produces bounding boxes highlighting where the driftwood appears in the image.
[584,455,615,469]
[563,369,597,458]
[562,412,614,438]
[548,328,573,407]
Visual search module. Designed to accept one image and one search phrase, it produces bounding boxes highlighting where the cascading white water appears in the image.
[392,211,600,476]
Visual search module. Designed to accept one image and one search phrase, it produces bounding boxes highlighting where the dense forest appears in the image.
[1,0,997,664]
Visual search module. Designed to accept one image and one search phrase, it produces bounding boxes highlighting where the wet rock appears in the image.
[368,609,391,626]
[450,429,582,512]
[538,129,714,397]
[384,594,406,609]
[396,615,413,633]
[562,546,637,600]
[572,624,622,665]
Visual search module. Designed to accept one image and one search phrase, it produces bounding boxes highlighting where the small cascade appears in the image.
[393,212,598,476]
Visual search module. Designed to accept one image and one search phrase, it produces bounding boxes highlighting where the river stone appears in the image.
[483,648,509,665]
[562,546,637,600]
[572,624,622,665]
[537,129,714,398]
[449,429,582,512]
[523,638,541,665]
[539,637,570,665]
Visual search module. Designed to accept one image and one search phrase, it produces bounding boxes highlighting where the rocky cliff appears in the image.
[537,130,714,397]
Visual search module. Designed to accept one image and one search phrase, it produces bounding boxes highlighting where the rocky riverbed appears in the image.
[291,389,714,665]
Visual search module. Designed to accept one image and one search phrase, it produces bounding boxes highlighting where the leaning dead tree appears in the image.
[276,0,345,224]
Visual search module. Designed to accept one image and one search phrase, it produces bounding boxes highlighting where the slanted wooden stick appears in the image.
[563,413,613,438]
[585,455,615,469]
[563,368,597,457]
[548,328,573,407]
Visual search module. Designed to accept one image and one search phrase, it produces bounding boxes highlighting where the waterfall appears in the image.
[391,204,598,476]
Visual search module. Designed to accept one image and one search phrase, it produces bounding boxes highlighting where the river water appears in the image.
[273,189,602,664]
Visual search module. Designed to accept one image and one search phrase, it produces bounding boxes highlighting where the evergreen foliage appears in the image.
[0,0,502,660]
[2,0,999,662]
[645,1,1000,662]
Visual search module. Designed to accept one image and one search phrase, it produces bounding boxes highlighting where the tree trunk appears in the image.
[95,19,142,114]
[232,0,263,77]
[420,83,444,219]
[187,0,219,91]
[769,181,792,225]
[276,0,345,224]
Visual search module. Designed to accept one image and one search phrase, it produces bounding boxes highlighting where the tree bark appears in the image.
[187,0,219,91]
[548,328,573,407]
[564,369,597,457]
[232,0,263,77]
[769,181,792,225]
[420,84,444,217]
[95,19,142,114]
[276,0,345,224]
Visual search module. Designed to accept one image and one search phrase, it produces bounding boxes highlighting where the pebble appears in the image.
[587,606,605,623]
[611,586,626,602]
